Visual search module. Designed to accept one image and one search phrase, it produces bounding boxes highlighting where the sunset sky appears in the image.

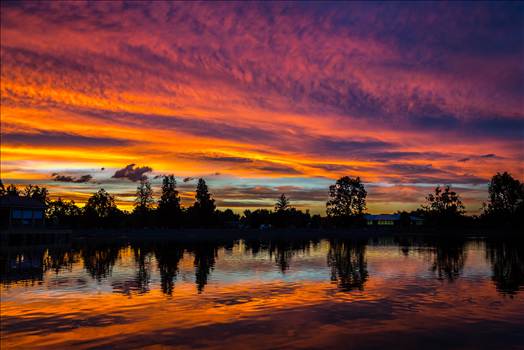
[1,1,523,214]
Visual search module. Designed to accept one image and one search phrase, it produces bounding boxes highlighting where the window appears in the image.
[33,210,43,219]
[12,209,23,219]
[378,220,394,225]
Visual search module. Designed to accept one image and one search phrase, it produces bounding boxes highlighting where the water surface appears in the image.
[1,235,523,349]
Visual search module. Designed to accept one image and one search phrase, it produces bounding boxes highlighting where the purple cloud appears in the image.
[112,164,152,182]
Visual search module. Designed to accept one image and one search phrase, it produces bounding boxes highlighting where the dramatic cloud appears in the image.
[52,174,93,183]
[1,2,522,213]
[112,164,152,182]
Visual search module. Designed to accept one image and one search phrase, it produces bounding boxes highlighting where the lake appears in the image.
[1,234,523,349]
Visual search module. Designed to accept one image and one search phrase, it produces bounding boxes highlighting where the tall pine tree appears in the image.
[158,175,182,227]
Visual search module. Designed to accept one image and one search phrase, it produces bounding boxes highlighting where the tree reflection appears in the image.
[155,244,185,295]
[188,244,218,293]
[327,239,368,292]
[133,246,154,294]
[486,239,524,296]
[81,243,121,282]
[430,239,467,282]
[1,245,79,286]
[43,247,79,274]
[267,239,314,273]
[1,248,46,285]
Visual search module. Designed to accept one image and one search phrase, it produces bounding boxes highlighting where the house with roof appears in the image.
[364,214,424,226]
[0,195,46,229]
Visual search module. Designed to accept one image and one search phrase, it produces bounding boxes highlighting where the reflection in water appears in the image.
[1,247,46,285]
[2,235,524,349]
[487,238,524,296]
[43,247,79,274]
[188,244,218,293]
[430,239,467,282]
[327,239,368,292]
[155,244,184,296]
[1,237,523,298]
[268,239,315,273]
[133,246,153,294]
[81,243,120,282]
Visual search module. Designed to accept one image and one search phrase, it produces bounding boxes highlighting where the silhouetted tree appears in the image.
[46,198,81,227]
[275,194,290,212]
[189,178,216,226]
[215,208,240,227]
[85,189,117,218]
[483,172,524,228]
[23,184,49,203]
[2,184,20,196]
[422,185,465,226]
[326,176,367,226]
[83,189,123,227]
[134,178,154,212]
[487,172,523,214]
[242,209,272,228]
[157,175,182,227]
[133,178,154,226]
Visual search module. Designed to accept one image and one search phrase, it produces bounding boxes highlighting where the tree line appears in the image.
[1,171,522,230]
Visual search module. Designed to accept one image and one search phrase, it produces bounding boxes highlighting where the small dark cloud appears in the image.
[480,153,496,158]
[183,177,196,183]
[52,174,93,183]
[112,164,152,181]
[253,164,302,175]
[458,158,470,162]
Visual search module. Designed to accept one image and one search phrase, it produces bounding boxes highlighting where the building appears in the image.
[0,195,46,229]
[364,214,423,226]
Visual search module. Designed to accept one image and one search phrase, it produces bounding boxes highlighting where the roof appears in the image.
[0,195,46,209]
